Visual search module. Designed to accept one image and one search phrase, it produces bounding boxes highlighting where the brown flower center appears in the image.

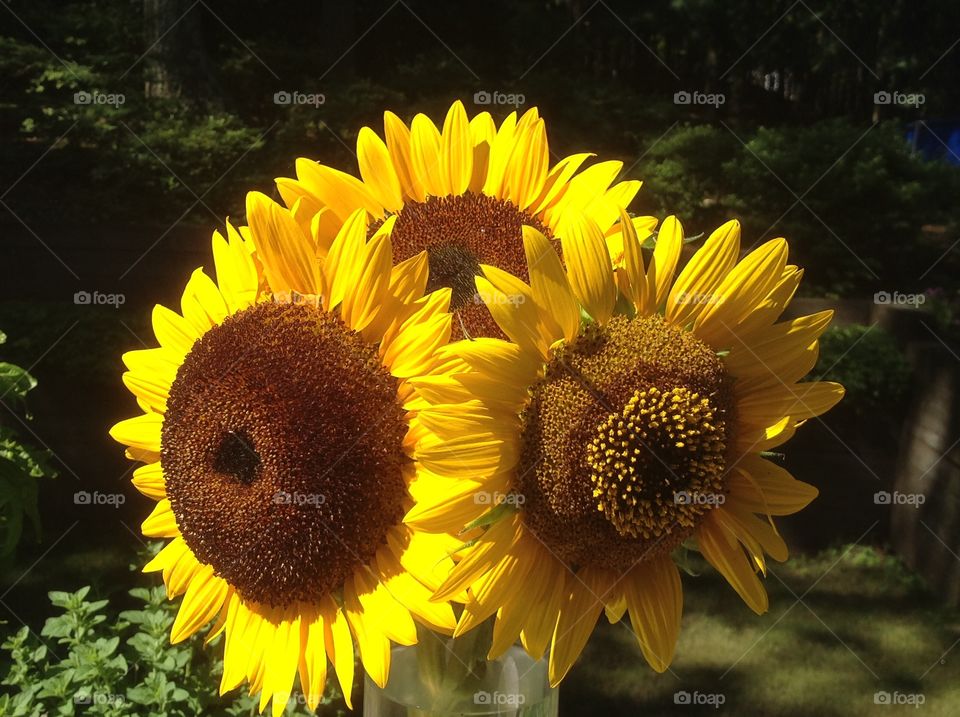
[381,192,553,340]
[517,315,734,571]
[161,301,408,607]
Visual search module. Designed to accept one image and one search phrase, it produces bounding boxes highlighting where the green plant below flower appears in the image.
[0,329,56,567]
[0,564,347,716]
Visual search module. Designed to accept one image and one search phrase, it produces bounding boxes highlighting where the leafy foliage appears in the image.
[812,324,911,413]
[0,330,56,566]
[0,581,346,716]
[2,1,958,296]
[641,121,960,294]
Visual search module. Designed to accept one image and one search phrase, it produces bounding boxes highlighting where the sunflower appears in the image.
[406,211,844,684]
[109,192,464,715]
[274,100,655,339]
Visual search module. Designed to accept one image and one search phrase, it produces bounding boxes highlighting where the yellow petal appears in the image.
[324,598,355,709]
[323,208,369,310]
[617,208,650,314]
[531,152,594,217]
[550,160,622,233]
[152,304,196,355]
[505,119,549,210]
[432,515,522,602]
[715,505,789,562]
[376,550,457,633]
[727,454,819,516]
[605,214,657,268]
[548,567,609,685]
[341,232,393,333]
[132,462,166,500]
[582,179,642,235]
[294,157,383,220]
[212,225,259,313]
[475,268,544,358]
[263,612,302,717]
[441,100,472,195]
[666,219,740,326]
[246,191,322,295]
[726,311,833,390]
[523,226,579,344]
[357,126,403,212]
[468,111,497,194]
[171,564,229,643]
[519,550,566,660]
[383,110,421,201]
[179,268,228,334]
[561,215,616,323]
[482,111,518,198]
[693,239,788,347]
[456,552,530,637]
[110,413,162,453]
[410,113,445,197]
[381,313,451,378]
[142,498,178,538]
[623,557,682,672]
[698,513,768,614]
[647,215,684,309]
[297,608,327,712]
[344,579,391,689]
[122,370,169,413]
[738,381,845,427]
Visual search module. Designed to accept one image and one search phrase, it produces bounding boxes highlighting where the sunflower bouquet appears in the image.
[110,101,842,715]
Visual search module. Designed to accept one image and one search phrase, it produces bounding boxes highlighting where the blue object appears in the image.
[906,121,960,164]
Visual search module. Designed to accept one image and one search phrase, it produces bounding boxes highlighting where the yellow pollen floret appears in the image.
[586,386,727,540]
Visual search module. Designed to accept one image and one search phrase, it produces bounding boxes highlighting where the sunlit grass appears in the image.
[566,546,960,716]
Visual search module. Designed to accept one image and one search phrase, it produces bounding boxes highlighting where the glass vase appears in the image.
[363,625,558,716]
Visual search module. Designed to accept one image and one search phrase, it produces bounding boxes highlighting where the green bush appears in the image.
[0,329,56,567]
[641,121,960,294]
[0,578,346,716]
[811,324,911,413]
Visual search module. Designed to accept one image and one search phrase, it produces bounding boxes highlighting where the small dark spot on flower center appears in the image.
[213,430,261,485]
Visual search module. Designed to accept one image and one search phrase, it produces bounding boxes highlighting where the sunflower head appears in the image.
[111,193,462,715]
[275,100,655,340]
[415,209,844,685]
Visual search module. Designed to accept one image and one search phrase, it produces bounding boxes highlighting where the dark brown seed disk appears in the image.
[517,315,735,571]
[161,301,408,607]
[378,192,554,340]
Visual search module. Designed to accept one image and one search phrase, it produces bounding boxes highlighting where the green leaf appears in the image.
[0,363,36,403]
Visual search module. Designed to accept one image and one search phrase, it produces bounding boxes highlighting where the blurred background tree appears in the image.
[1,0,957,293]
